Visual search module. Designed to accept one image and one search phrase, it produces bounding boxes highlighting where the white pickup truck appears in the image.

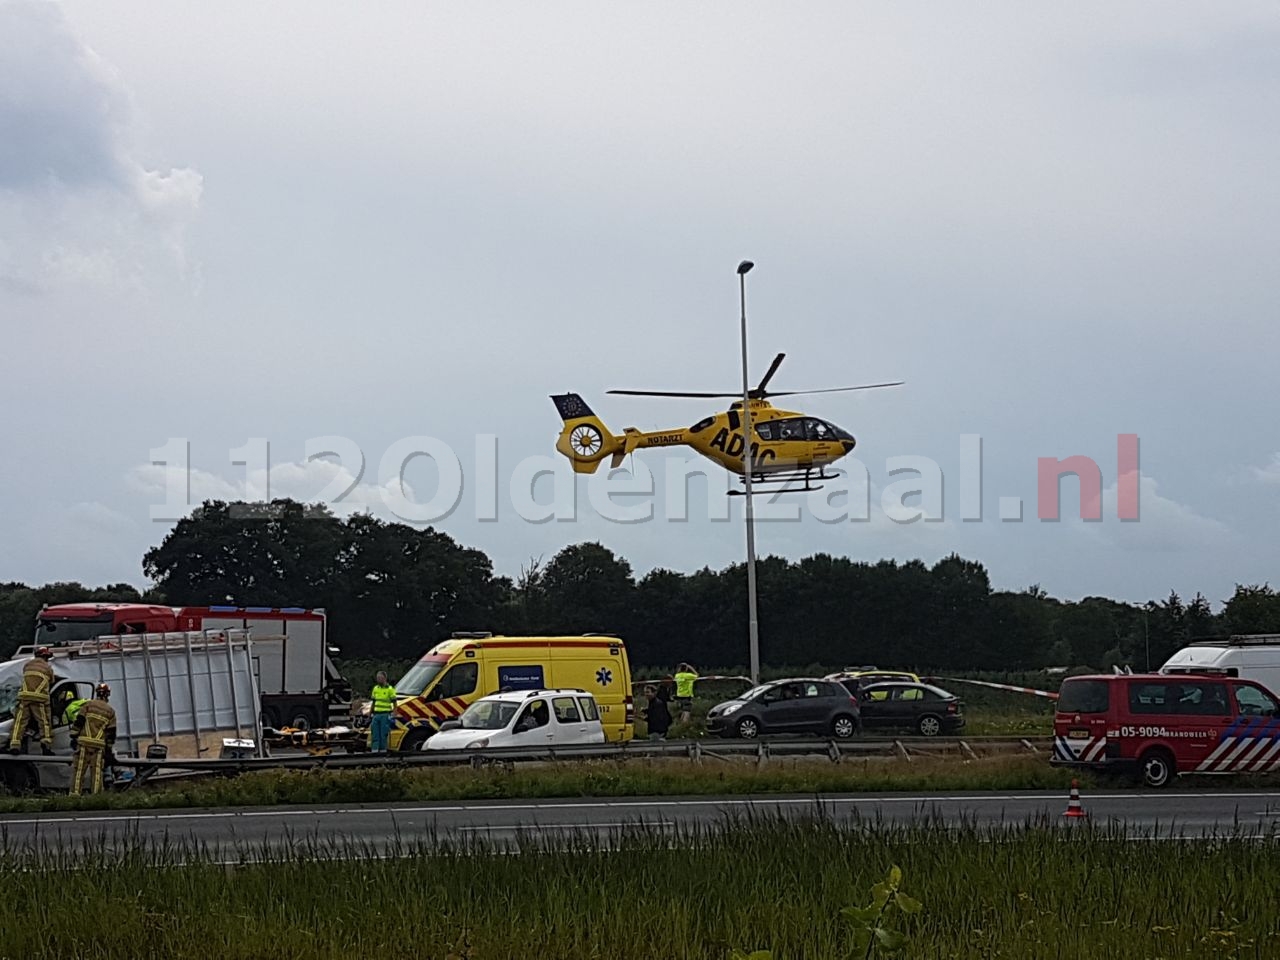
[426,688,605,750]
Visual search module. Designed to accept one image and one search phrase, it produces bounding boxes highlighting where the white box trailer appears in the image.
[0,629,262,793]
[1160,634,1280,695]
[31,604,354,731]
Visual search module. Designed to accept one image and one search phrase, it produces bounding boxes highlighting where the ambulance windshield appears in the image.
[460,700,521,730]
[396,656,449,696]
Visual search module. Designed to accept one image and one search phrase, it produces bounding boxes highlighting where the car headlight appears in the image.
[721,703,742,716]
[465,738,489,749]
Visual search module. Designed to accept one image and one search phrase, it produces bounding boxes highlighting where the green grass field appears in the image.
[4,818,1277,958]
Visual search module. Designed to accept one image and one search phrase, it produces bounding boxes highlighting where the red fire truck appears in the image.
[29,603,352,730]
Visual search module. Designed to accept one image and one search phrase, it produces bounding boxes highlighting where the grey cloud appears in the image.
[0,1,126,190]
[0,1,202,292]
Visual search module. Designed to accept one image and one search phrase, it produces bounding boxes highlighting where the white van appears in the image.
[1160,635,1280,695]
[425,688,605,750]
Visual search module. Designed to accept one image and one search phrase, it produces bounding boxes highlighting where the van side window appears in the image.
[1234,685,1278,717]
[552,696,581,723]
[426,662,478,702]
[577,697,599,721]
[1173,681,1229,716]
[516,699,550,730]
[1128,682,1172,714]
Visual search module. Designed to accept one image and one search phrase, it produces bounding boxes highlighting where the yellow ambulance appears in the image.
[387,633,634,751]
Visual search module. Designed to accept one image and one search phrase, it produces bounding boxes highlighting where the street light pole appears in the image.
[737,260,760,684]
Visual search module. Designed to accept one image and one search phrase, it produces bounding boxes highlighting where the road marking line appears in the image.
[5,791,1279,827]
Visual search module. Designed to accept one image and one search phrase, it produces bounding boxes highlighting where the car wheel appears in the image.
[736,717,760,739]
[916,714,942,737]
[399,727,432,752]
[831,715,856,739]
[1140,748,1175,788]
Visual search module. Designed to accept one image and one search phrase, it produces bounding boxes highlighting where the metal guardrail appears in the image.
[90,735,1050,776]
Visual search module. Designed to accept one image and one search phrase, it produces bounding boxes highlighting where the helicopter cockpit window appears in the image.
[755,421,776,441]
[805,419,832,442]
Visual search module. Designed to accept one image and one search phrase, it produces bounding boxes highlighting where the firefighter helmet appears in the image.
[35,646,51,659]
[95,682,111,699]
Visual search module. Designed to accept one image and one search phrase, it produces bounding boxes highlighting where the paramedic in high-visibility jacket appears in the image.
[674,662,699,724]
[70,683,118,796]
[7,646,55,755]
[369,671,396,752]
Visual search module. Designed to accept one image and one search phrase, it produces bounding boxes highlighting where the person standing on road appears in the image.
[674,662,698,724]
[8,646,54,756]
[369,671,396,752]
[642,685,672,740]
[70,683,117,796]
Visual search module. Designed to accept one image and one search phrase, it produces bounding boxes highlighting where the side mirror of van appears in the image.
[438,720,460,732]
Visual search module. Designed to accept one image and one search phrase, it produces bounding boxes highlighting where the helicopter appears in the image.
[551,353,902,493]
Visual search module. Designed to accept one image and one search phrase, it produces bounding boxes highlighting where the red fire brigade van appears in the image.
[1052,672,1280,787]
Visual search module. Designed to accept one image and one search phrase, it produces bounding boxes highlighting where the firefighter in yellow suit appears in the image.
[70,683,118,796]
[7,646,55,755]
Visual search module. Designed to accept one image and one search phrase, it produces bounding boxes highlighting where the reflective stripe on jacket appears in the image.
[17,659,53,702]
[371,684,397,713]
[73,700,117,748]
[674,671,697,698]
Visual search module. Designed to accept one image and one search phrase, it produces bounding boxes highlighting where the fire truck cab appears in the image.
[1052,672,1280,787]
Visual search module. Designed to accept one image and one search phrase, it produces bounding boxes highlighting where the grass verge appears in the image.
[3,818,1278,958]
[0,754,1086,815]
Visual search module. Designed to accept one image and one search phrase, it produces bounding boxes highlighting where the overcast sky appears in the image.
[2,1,1278,607]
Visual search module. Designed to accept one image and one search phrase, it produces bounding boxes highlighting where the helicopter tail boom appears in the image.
[551,393,623,474]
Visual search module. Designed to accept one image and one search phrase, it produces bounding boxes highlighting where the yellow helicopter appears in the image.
[552,353,902,493]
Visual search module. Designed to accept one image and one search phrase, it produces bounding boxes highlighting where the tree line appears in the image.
[2,498,1279,671]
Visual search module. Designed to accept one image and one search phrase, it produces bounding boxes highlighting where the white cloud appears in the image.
[126,457,418,523]
[1251,453,1280,484]
[0,0,202,294]
[1088,473,1230,552]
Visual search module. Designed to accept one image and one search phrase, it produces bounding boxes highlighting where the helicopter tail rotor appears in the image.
[551,394,623,474]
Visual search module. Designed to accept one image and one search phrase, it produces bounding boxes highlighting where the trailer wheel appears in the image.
[289,708,320,731]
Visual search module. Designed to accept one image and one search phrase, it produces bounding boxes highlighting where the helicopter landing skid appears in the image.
[728,468,835,496]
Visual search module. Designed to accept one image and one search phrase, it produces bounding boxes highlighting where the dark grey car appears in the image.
[705,678,860,739]
[848,681,965,736]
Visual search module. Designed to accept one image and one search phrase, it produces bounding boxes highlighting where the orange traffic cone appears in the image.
[1062,779,1087,819]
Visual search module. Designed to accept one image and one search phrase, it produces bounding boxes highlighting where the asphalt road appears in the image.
[3,790,1280,857]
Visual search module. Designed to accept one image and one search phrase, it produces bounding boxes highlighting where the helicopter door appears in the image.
[804,419,835,459]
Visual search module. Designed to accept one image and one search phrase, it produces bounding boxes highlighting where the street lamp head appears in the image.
[737,260,754,275]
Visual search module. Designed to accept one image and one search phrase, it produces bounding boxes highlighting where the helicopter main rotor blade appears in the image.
[755,352,786,394]
[767,381,905,397]
[606,389,742,398]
